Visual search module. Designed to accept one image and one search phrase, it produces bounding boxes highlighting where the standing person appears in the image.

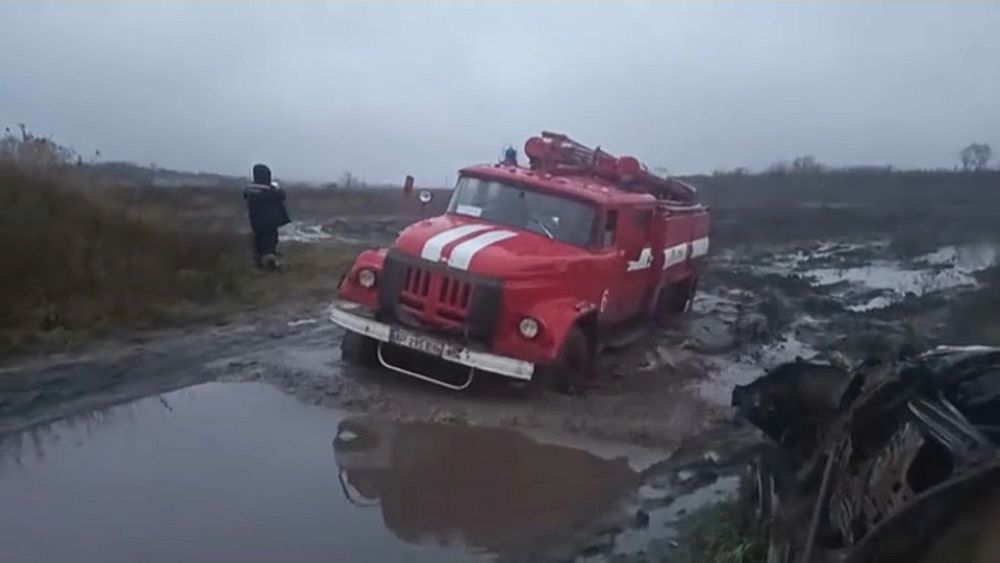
[501,146,518,166]
[243,163,290,269]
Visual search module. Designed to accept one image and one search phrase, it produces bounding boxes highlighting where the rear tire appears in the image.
[341,331,378,367]
[655,278,696,325]
[686,276,699,311]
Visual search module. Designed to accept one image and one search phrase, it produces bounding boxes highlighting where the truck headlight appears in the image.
[518,317,540,339]
[357,268,377,289]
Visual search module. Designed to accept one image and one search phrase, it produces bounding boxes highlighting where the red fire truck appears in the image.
[331,132,709,392]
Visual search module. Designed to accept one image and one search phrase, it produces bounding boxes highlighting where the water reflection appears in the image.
[0,398,153,468]
[332,416,639,553]
[0,383,642,563]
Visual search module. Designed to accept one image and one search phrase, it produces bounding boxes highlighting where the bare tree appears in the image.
[337,171,368,189]
[767,160,791,175]
[791,155,821,173]
[1,124,77,167]
[959,143,992,171]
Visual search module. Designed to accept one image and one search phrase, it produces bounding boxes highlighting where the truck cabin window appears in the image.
[448,176,596,247]
[603,210,618,246]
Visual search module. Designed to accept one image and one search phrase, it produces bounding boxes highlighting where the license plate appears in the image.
[388,328,444,357]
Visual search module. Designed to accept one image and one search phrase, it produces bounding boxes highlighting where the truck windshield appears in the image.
[448,176,596,247]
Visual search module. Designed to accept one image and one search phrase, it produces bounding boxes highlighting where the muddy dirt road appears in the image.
[0,293,717,448]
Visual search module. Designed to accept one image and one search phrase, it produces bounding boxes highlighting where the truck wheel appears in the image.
[553,327,593,394]
[653,285,679,325]
[341,331,377,367]
[656,279,695,322]
[675,277,697,313]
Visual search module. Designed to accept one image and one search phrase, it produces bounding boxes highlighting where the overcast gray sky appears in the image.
[2,2,998,183]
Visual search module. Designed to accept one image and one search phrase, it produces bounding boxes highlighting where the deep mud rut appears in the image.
[1,230,996,561]
[0,299,720,449]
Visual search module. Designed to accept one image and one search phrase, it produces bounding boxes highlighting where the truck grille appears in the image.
[400,266,472,323]
[379,251,500,342]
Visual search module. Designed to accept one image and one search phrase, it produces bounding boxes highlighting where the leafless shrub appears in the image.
[0,128,247,352]
[0,124,78,169]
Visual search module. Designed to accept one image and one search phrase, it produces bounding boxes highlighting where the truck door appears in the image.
[661,211,695,285]
[611,206,656,321]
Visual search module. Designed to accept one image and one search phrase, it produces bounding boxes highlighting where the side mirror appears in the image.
[418,190,433,205]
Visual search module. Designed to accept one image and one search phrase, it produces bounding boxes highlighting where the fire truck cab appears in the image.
[331,132,709,392]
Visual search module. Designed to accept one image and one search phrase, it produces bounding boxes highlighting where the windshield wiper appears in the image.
[529,216,555,239]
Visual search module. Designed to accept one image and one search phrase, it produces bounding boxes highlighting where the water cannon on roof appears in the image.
[523,131,697,203]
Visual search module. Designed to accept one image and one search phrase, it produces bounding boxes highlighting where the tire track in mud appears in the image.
[1,301,722,451]
[0,313,339,435]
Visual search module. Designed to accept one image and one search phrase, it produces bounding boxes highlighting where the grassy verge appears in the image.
[0,162,230,353]
[0,160,357,357]
[686,500,767,563]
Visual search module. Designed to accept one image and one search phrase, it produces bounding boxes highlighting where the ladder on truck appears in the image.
[523,131,698,203]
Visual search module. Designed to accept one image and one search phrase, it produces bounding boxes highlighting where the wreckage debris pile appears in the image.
[732,346,1000,563]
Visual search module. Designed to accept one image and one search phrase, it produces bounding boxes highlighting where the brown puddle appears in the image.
[0,383,641,563]
[334,417,639,555]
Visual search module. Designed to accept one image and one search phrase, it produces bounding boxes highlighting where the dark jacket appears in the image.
[243,183,290,231]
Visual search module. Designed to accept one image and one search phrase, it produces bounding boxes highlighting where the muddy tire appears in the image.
[341,331,378,367]
[682,276,698,312]
[655,278,696,324]
[551,326,593,395]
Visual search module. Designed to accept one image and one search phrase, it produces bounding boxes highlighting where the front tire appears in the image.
[341,331,378,367]
[552,326,593,394]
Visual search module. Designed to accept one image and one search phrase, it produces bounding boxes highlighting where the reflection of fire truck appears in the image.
[331,132,709,392]
[332,418,637,552]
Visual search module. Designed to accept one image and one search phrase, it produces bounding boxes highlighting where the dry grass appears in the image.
[119,183,450,225]
[0,167,385,356]
[0,162,256,353]
[688,499,767,563]
[0,127,446,356]
[691,170,1000,249]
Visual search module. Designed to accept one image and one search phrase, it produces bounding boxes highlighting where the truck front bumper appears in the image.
[329,300,535,382]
